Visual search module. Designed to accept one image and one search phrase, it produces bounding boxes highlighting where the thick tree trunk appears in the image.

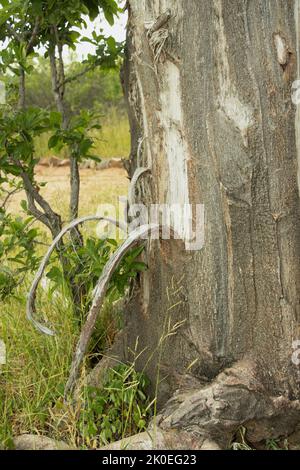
[118,0,300,446]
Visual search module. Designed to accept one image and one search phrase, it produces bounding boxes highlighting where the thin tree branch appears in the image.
[62,64,95,87]
[70,157,80,220]
[52,25,66,102]
[0,187,21,210]
[26,16,40,53]
[21,182,53,231]
[8,158,62,236]
[49,46,65,117]
[20,170,59,222]
[50,26,80,225]
[18,67,26,109]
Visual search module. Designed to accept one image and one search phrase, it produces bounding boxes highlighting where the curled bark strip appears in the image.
[128,166,151,207]
[27,215,128,336]
[64,223,168,397]
[149,28,169,63]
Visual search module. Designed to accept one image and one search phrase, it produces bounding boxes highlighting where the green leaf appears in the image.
[48,134,60,149]
[104,10,114,26]
[20,200,28,212]
[46,266,64,286]
[131,262,147,272]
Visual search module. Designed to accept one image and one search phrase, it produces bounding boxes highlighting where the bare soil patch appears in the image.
[6,166,129,218]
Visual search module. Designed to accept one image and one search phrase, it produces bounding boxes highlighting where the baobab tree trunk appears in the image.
[119,0,300,447]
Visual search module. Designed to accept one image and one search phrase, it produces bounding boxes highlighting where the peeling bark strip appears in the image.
[159,61,192,242]
[64,224,177,397]
[128,166,151,207]
[122,0,300,442]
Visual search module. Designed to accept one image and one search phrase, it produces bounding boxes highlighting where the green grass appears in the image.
[92,109,130,159]
[0,289,78,448]
[34,108,130,160]
[0,109,154,449]
[0,291,131,448]
[0,166,131,449]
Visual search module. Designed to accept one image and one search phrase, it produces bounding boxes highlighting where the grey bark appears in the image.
[119,0,300,446]
[49,28,80,222]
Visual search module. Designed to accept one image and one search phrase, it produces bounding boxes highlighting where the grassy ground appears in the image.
[0,167,130,449]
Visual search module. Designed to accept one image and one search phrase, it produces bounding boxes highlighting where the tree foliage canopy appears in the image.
[0,0,127,303]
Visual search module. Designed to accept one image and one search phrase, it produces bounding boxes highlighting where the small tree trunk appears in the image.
[18,68,25,109]
[49,31,81,223]
[121,0,300,446]
[49,35,84,315]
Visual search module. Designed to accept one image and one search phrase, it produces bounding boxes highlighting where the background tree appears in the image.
[25,57,126,115]
[117,0,300,448]
[0,0,123,311]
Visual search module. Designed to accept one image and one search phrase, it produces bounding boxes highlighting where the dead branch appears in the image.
[0,187,21,210]
[62,65,95,87]
[26,215,128,337]
[64,223,163,397]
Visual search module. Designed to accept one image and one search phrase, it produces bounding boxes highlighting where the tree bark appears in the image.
[120,0,300,446]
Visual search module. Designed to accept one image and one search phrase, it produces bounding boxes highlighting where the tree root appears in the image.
[100,428,220,451]
[99,359,300,450]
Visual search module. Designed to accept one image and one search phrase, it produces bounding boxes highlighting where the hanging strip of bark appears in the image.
[64,223,169,397]
[26,215,127,336]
